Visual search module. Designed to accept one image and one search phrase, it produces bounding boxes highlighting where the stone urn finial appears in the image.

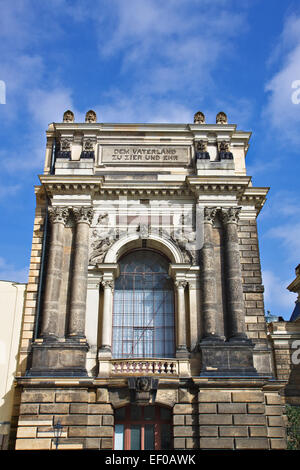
[216,111,228,124]
[194,111,205,124]
[63,110,74,123]
[85,110,97,123]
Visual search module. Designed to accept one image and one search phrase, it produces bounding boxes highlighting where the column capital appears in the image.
[48,206,69,225]
[203,207,218,224]
[101,279,114,290]
[175,280,188,289]
[221,207,241,224]
[72,206,93,225]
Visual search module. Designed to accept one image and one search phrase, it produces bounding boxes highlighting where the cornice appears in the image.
[187,175,251,196]
[39,175,103,196]
[238,186,269,214]
[39,174,268,211]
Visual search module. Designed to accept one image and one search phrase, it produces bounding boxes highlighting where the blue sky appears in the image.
[0,0,299,319]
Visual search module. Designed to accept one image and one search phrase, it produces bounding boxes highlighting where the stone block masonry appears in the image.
[194,384,285,450]
[15,381,286,450]
[155,381,287,450]
[15,386,114,450]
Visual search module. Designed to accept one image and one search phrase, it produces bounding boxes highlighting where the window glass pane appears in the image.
[112,250,175,359]
[130,405,142,421]
[144,406,155,421]
[161,423,171,450]
[130,425,141,450]
[114,424,124,450]
[144,424,154,450]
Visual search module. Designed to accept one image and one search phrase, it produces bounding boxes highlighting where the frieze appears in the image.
[100,145,190,165]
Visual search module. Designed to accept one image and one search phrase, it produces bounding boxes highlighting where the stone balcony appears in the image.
[98,358,191,378]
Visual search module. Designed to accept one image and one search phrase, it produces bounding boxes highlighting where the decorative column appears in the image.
[99,279,114,356]
[68,206,93,339]
[41,206,69,340]
[221,207,247,341]
[201,207,220,340]
[175,280,188,357]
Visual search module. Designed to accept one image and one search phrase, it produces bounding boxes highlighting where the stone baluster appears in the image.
[175,280,188,356]
[99,280,114,355]
[41,206,69,340]
[68,206,93,339]
[221,207,247,340]
[201,207,220,340]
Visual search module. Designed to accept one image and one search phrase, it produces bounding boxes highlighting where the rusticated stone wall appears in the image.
[17,190,47,376]
[197,388,286,450]
[238,219,266,339]
[15,387,114,450]
[238,218,272,375]
[14,382,287,450]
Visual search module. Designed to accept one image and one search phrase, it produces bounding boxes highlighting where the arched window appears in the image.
[114,405,172,450]
[112,250,175,358]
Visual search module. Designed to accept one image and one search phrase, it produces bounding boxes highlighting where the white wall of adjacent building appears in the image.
[0,280,26,449]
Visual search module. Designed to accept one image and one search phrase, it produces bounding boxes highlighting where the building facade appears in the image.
[13,110,287,450]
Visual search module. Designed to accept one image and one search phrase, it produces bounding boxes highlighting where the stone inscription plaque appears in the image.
[101,145,190,165]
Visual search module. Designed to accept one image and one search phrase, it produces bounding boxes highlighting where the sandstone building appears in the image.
[13,110,288,450]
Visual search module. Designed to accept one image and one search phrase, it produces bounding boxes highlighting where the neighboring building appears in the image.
[288,265,300,322]
[267,266,300,407]
[13,110,288,450]
[0,281,26,449]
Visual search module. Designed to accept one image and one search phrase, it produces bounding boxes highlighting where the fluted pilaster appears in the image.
[175,280,188,357]
[201,207,220,340]
[99,280,114,356]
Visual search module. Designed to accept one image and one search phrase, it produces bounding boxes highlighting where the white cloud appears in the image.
[264,13,300,143]
[260,190,300,220]
[97,91,193,123]
[0,257,28,283]
[262,269,296,316]
[27,87,82,127]
[95,0,246,99]
[266,222,300,262]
